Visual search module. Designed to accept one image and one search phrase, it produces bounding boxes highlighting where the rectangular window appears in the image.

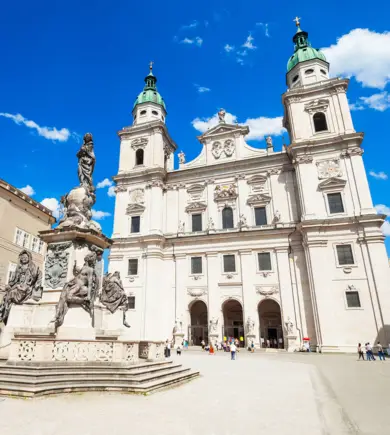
[254,207,267,226]
[131,216,140,233]
[15,228,24,246]
[7,262,17,284]
[128,259,138,275]
[336,245,354,265]
[38,240,45,254]
[192,214,202,232]
[346,291,361,308]
[223,254,236,273]
[22,232,30,248]
[128,296,135,309]
[191,257,202,274]
[31,237,39,253]
[328,193,344,214]
[258,252,272,271]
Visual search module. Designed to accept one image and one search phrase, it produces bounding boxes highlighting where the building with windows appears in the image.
[109,22,390,352]
[0,179,55,291]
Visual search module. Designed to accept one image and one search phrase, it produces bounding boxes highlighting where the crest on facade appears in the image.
[214,184,237,201]
[131,137,148,150]
[45,242,72,289]
[187,288,207,297]
[129,188,144,204]
[211,139,236,159]
[256,286,278,297]
[187,184,205,202]
[317,177,346,190]
[316,159,343,179]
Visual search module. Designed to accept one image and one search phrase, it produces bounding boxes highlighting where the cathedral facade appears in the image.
[109,22,390,352]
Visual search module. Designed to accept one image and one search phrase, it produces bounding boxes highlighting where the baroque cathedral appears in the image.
[109,21,390,352]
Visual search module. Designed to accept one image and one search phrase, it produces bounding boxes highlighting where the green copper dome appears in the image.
[287,22,327,72]
[133,66,166,110]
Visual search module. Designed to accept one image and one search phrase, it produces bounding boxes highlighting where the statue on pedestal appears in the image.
[209,317,218,334]
[57,133,101,233]
[173,317,183,334]
[285,316,295,335]
[100,272,130,328]
[52,252,98,329]
[0,250,42,325]
[246,316,255,335]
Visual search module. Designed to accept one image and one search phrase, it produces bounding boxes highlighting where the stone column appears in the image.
[206,252,221,344]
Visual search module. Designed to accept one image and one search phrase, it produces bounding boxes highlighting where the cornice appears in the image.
[113,167,167,184]
[282,78,349,103]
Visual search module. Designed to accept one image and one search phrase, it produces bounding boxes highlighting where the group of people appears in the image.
[200,338,240,360]
[357,342,388,361]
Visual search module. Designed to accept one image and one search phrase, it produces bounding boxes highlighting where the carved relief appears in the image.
[211,141,223,159]
[256,286,278,297]
[224,139,235,156]
[126,203,145,215]
[131,137,148,150]
[211,140,235,159]
[95,342,114,362]
[52,341,69,361]
[187,288,207,297]
[214,184,237,201]
[185,202,207,212]
[187,184,205,202]
[293,155,313,165]
[115,185,127,193]
[304,99,329,114]
[125,344,136,362]
[247,193,271,206]
[18,340,36,361]
[316,159,343,179]
[247,175,267,193]
[341,147,364,157]
[129,188,144,204]
[45,242,72,289]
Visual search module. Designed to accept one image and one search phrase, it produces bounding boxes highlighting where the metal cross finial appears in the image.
[149,61,154,72]
[293,16,301,27]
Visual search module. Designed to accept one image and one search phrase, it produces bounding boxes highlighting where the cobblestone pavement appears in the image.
[0,350,389,435]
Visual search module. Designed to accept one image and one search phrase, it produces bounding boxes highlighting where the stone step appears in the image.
[0,366,190,385]
[0,362,182,378]
[0,370,200,397]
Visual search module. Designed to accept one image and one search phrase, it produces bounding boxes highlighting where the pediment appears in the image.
[185,201,207,212]
[126,203,145,215]
[318,177,346,190]
[197,123,249,141]
[247,193,272,205]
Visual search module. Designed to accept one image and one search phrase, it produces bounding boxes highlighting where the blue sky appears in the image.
[0,0,390,253]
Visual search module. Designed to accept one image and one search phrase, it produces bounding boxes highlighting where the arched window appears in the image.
[222,207,234,229]
[135,149,144,166]
[140,110,147,116]
[313,112,328,132]
[152,110,158,116]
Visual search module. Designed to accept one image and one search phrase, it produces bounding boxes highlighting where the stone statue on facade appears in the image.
[218,108,226,123]
[238,213,247,228]
[209,317,218,334]
[273,210,281,223]
[173,317,183,334]
[266,136,273,148]
[178,150,186,164]
[208,217,215,231]
[285,316,294,335]
[57,133,101,233]
[0,250,42,325]
[178,221,185,233]
[246,317,255,335]
[100,271,130,328]
[51,252,99,329]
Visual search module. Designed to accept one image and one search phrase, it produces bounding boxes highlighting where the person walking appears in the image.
[357,343,364,361]
[230,342,237,360]
[366,343,375,361]
[166,340,171,358]
[377,342,386,361]
[201,339,205,350]
[176,344,182,356]
[251,340,255,353]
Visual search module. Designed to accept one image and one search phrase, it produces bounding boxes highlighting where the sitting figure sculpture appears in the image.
[100,271,130,328]
[52,252,98,329]
[0,250,42,325]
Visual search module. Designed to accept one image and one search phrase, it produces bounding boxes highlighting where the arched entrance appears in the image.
[222,300,244,344]
[189,300,208,346]
[258,299,283,348]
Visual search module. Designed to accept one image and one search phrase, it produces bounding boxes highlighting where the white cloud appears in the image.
[19,185,35,196]
[192,111,285,141]
[224,44,234,53]
[0,113,71,142]
[91,209,111,220]
[322,29,390,89]
[180,37,203,46]
[242,34,256,50]
[256,22,270,38]
[41,197,61,219]
[350,92,390,112]
[194,84,211,93]
[182,20,199,30]
[375,204,390,216]
[349,103,365,111]
[96,178,113,189]
[381,220,390,236]
[108,186,116,197]
[369,171,388,180]
[236,58,245,65]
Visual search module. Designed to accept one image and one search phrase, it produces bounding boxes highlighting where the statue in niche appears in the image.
[0,250,42,325]
[51,252,98,329]
[209,317,219,334]
[218,108,226,123]
[77,133,96,190]
[178,150,186,164]
[100,272,130,328]
[285,316,294,335]
[246,317,255,335]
